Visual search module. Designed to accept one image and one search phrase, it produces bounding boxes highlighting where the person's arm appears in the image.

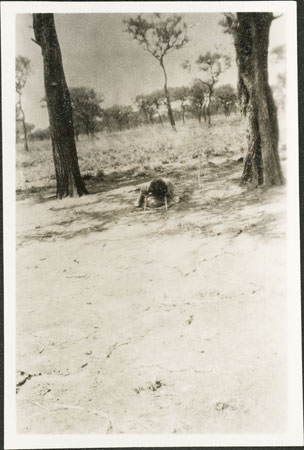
[163,179,180,204]
[139,181,151,195]
[134,181,151,207]
[165,180,175,199]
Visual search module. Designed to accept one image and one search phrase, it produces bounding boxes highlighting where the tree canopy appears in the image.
[70,87,104,138]
[124,14,188,62]
[16,55,31,94]
[195,51,231,91]
[124,14,188,130]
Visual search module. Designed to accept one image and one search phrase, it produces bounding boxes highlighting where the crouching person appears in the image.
[135,178,179,210]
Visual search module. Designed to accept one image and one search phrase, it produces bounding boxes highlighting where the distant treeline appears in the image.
[17,83,239,142]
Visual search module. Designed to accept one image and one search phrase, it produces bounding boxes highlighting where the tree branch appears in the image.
[31,37,39,46]
[199,79,211,89]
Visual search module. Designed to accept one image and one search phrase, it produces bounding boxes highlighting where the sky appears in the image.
[16,13,286,129]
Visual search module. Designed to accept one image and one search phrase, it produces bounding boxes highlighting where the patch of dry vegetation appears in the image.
[16,115,246,193]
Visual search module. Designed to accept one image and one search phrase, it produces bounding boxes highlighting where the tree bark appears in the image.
[33,14,88,198]
[160,59,176,131]
[231,13,284,186]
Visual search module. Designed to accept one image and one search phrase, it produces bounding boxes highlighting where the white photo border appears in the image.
[2,1,302,448]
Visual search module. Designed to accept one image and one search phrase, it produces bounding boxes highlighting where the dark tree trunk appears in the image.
[230,13,284,186]
[160,59,176,131]
[198,106,202,123]
[223,103,229,117]
[33,14,88,198]
[203,104,211,125]
[181,105,185,124]
[205,90,212,126]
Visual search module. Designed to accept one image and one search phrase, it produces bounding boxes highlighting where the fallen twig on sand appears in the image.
[106,332,149,359]
[106,339,133,359]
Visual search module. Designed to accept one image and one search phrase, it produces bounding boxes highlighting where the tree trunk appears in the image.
[181,105,185,124]
[17,96,29,152]
[20,106,29,152]
[33,14,88,198]
[143,109,149,124]
[160,59,176,131]
[206,104,211,125]
[202,106,206,123]
[205,90,212,126]
[198,106,202,123]
[231,13,284,186]
[157,112,164,126]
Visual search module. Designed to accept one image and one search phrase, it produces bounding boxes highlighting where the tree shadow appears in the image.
[16,157,286,245]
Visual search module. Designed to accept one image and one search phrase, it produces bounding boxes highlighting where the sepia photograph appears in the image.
[2,1,303,448]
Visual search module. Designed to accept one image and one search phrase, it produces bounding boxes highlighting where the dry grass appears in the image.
[16,115,246,192]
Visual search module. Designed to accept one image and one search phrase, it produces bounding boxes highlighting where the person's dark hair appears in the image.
[149,179,168,199]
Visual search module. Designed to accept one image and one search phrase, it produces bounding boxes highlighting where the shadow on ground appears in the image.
[16,157,286,245]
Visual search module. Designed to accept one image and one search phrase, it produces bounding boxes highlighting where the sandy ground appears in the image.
[16,151,288,434]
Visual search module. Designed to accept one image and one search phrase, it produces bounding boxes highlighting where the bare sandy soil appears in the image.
[16,118,288,434]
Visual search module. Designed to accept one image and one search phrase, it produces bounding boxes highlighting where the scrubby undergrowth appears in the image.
[17,116,247,192]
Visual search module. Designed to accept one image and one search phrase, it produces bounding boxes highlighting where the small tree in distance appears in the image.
[103,105,134,131]
[189,80,208,123]
[171,86,190,124]
[214,84,237,116]
[148,90,166,125]
[16,56,31,151]
[70,87,104,139]
[183,52,231,125]
[124,13,188,131]
[202,52,229,124]
[135,94,155,125]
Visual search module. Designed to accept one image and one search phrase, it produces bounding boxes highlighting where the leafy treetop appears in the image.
[195,51,231,87]
[16,55,31,94]
[70,87,104,118]
[124,14,188,62]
